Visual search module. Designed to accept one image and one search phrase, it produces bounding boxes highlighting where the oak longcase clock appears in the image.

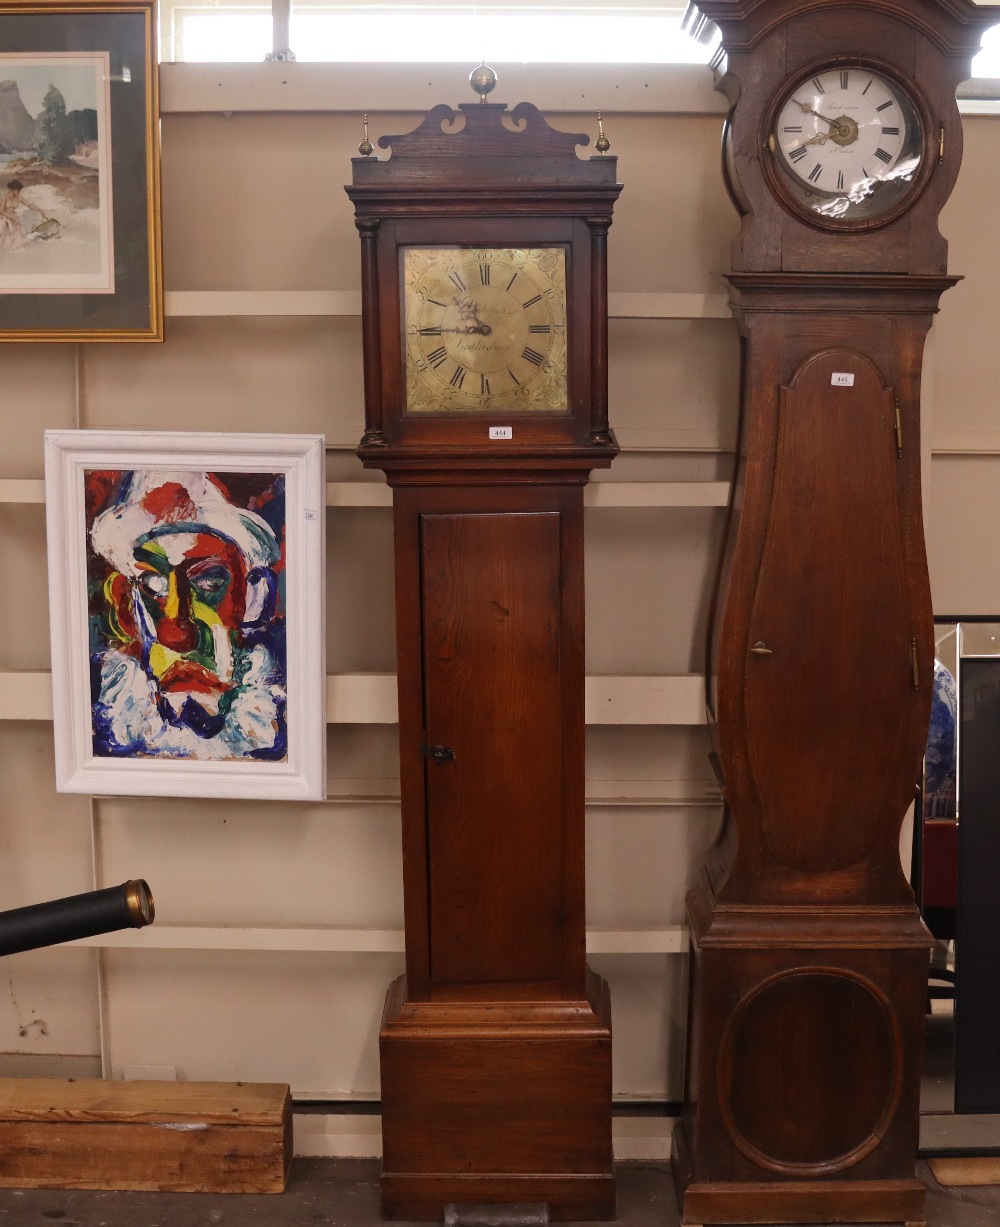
[675,4,1000,1227]
[347,84,622,1221]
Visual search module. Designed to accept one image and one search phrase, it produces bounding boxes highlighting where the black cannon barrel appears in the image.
[0,880,154,957]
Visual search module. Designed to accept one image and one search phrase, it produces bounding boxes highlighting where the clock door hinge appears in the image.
[894,400,903,458]
[939,123,946,164]
[911,638,920,690]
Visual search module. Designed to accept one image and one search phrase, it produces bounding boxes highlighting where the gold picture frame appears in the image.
[0,0,162,341]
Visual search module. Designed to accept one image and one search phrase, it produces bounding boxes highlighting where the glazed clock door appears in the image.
[769,66,927,224]
[420,509,565,987]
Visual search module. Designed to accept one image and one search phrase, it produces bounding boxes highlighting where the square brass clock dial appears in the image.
[403,246,568,413]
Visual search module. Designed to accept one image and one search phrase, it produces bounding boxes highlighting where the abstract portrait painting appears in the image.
[86,469,288,761]
[46,432,326,800]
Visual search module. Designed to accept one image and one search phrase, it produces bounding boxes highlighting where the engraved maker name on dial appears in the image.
[404,247,568,413]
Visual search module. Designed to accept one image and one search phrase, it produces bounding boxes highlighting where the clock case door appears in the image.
[675,3,1000,1226]
[347,100,622,1221]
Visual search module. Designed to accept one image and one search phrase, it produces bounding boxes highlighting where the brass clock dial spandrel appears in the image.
[403,246,568,413]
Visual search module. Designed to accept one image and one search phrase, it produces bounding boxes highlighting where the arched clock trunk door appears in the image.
[743,350,912,874]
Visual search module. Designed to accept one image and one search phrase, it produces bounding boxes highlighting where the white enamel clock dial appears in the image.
[772,67,924,222]
[403,246,568,413]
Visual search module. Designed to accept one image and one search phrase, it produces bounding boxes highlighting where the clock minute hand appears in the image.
[794,98,848,139]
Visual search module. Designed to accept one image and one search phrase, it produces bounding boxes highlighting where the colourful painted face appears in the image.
[109,530,249,712]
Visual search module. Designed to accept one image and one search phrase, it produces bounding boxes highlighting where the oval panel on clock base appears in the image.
[720,968,902,1174]
[675,3,1000,1225]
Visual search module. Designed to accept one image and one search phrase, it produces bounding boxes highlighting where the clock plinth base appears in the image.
[674,885,931,1227]
[672,1119,925,1226]
[379,973,615,1222]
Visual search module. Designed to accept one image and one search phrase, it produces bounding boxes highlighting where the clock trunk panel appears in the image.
[742,351,913,876]
[710,299,938,908]
[678,3,999,1224]
[421,511,565,986]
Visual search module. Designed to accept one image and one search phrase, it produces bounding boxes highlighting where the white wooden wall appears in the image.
[0,62,997,1160]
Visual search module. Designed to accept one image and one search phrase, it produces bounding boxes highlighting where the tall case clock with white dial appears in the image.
[675,4,1000,1227]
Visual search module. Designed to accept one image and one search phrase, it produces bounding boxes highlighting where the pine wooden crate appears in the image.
[0,1078,292,1193]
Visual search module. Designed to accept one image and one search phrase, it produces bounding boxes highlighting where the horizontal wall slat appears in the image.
[326,673,398,724]
[587,481,729,507]
[163,290,730,321]
[0,672,708,726]
[157,63,992,118]
[323,778,722,809]
[165,290,360,316]
[930,432,1000,455]
[0,480,729,507]
[159,61,728,117]
[586,674,705,724]
[1,674,52,721]
[0,480,45,503]
[609,292,730,319]
[70,924,689,954]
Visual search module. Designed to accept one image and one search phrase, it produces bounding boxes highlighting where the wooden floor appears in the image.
[0,1158,997,1226]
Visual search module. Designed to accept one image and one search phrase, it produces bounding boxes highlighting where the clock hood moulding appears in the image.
[690,0,1000,57]
[349,100,622,211]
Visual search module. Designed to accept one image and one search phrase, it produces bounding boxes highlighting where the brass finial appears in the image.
[595,111,611,156]
[358,114,374,157]
[469,61,497,102]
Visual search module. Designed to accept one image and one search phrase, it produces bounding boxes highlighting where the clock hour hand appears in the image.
[453,295,493,336]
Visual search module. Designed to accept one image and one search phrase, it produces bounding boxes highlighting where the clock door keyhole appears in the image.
[420,741,456,765]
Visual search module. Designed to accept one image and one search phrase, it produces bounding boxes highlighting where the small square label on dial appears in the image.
[489,426,513,440]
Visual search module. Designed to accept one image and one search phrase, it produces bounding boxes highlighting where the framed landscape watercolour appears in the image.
[0,1,162,340]
[45,431,327,800]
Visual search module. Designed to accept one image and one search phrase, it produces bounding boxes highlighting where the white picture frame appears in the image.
[45,430,326,801]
